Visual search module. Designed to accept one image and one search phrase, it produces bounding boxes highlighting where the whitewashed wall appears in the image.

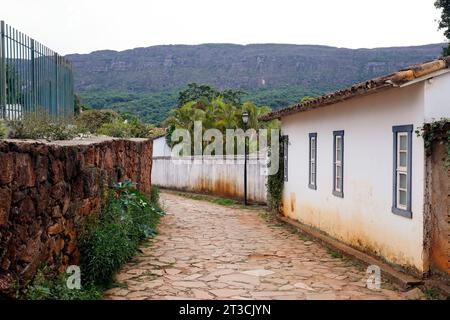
[153,136,172,157]
[281,82,428,272]
[424,71,450,122]
[281,72,450,273]
[152,155,268,203]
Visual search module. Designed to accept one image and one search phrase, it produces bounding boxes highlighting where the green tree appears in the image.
[435,0,450,56]
[221,88,247,106]
[177,83,219,106]
[164,97,278,154]
[177,83,247,107]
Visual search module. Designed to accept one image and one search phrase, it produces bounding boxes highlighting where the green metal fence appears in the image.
[0,21,74,120]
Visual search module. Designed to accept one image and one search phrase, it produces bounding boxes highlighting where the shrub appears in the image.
[21,267,102,300]
[7,111,80,141]
[150,186,160,207]
[96,119,132,138]
[127,117,155,138]
[0,120,6,139]
[97,118,154,138]
[78,181,164,286]
[76,109,120,134]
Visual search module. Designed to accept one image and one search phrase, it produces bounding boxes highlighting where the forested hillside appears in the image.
[68,43,445,124]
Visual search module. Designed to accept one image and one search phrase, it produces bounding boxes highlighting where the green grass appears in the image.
[173,191,250,209]
[327,248,343,259]
[211,198,237,207]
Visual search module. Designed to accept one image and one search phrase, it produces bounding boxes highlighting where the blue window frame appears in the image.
[392,125,413,218]
[309,133,317,189]
[333,130,344,198]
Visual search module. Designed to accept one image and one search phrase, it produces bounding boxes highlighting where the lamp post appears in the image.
[242,111,249,206]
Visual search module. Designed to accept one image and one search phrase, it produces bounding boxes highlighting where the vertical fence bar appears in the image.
[13,28,16,118]
[19,31,23,117]
[54,53,58,117]
[6,24,10,118]
[30,39,35,114]
[0,21,6,119]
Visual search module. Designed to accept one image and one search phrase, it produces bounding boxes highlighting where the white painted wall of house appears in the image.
[424,71,450,122]
[280,82,429,272]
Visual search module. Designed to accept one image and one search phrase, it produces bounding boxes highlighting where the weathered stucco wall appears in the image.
[152,155,267,203]
[0,138,152,295]
[280,82,427,273]
[428,141,450,276]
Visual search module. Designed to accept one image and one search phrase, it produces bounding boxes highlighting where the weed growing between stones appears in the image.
[327,248,343,260]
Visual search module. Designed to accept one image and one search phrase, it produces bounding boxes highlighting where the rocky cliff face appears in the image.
[67,43,445,93]
[0,138,152,296]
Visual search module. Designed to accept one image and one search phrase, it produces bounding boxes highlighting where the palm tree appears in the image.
[164,95,280,154]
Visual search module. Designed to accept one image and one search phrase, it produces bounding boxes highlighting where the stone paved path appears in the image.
[105,192,407,300]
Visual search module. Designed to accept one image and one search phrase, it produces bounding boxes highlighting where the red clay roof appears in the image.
[260,56,450,121]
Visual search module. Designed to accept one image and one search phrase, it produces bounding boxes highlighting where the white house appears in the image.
[261,57,450,276]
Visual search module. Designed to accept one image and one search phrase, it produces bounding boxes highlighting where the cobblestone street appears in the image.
[105,192,407,300]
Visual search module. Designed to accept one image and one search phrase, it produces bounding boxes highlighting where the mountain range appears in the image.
[67,43,445,124]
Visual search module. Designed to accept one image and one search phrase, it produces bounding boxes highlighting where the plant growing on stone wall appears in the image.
[266,135,285,213]
[416,118,450,168]
[96,117,154,138]
[78,181,164,286]
[6,110,82,141]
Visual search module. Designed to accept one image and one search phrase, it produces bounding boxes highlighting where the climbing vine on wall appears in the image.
[267,135,285,213]
[416,118,450,168]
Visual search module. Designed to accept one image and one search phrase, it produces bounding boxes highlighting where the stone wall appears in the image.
[0,138,152,296]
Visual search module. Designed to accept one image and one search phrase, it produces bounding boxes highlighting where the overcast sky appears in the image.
[1,0,446,55]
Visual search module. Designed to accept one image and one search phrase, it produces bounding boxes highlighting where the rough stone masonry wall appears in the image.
[0,138,152,296]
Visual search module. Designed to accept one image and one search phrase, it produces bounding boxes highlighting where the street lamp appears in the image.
[242,111,249,206]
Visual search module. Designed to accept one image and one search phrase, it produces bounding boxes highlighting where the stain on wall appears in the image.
[152,156,267,203]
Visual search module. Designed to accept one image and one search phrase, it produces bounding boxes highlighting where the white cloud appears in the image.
[1,0,445,55]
